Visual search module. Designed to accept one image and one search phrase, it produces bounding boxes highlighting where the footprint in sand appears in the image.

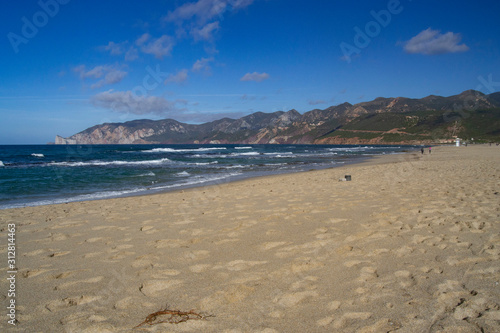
[55,276,104,290]
[199,284,255,311]
[190,264,212,273]
[358,266,379,282]
[394,270,416,288]
[139,279,183,297]
[49,233,70,241]
[48,251,71,258]
[275,290,319,307]
[21,269,52,278]
[214,260,267,271]
[84,237,106,243]
[332,312,372,329]
[258,241,287,251]
[45,295,102,312]
[131,254,158,268]
[183,250,210,261]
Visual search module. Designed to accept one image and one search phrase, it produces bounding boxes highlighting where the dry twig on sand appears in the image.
[134,305,214,328]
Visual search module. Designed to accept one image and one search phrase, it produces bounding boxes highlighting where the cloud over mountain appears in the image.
[91,90,180,115]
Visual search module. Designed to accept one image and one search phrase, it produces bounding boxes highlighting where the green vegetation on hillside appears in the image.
[322,108,500,142]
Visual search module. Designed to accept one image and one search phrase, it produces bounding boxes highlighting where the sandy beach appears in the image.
[1,145,499,333]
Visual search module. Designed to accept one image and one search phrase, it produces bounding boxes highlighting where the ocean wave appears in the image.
[264,162,287,166]
[142,147,227,153]
[235,146,253,150]
[49,158,171,167]
[137,171,156,177]
[175,171,190,177]
[298,152,338,158]
[152,172,242,191]
[231,152,260,156]
[326,146,398,153]
[191,154,225,158]
[0,187,150,209]
[264,152,294,158]
[223,165,245,169]
[188,161,219,166]
[31,153,45,158]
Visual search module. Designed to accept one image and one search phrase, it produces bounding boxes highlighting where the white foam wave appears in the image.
[142,147,227,153]
[0,161,4,167]
[235,146,253,150]
[1,187,149,209]
[231,152,260,156]
[327,146,396,153]
[31,153,44,158]
[152,172,242,191]
[189,161,219,166]
[49,158,171,167]
[138,171,156,177]
[264,152,294,158]
[224,165,245,169]
[175,171,190,177]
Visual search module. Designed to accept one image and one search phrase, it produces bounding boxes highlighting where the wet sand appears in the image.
[1,145,499,332]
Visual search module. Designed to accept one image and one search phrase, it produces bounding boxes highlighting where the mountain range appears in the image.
[55,90,500,145]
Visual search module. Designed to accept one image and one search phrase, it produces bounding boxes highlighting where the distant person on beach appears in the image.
[429,147,432,154]
[421,148,424,155]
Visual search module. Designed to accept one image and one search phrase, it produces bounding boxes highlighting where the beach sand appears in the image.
[1,145,499,332]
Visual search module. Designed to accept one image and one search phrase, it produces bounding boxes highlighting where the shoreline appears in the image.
[0,147,401,210]
[1,145,499,332]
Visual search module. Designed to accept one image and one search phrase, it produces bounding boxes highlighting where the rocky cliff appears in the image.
[56,90,500,145]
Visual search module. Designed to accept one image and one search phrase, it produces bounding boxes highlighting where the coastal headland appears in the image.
[1,145,499,332]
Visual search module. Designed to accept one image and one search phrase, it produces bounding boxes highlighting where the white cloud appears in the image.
[74,65,106,79]
[403,28,470,55]
[192,57,214,72]
[136,34,175,59]
[91,70,128,89]
[91,90,179,115]
[164,69,189,84]
[135,33,151,46]
[191,21,220,41]
[165,0,228,24]
[102,41,139,62]
[73,65,127,89]
[124,47,139,61]
[240,72,270,82]
[164,0,254,44]
[103,41,124,55]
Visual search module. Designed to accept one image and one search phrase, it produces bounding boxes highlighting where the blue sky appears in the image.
[1,0,499,144]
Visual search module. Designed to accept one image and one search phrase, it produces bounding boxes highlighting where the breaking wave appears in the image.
[142,147,227,153]
[49,158,171,167]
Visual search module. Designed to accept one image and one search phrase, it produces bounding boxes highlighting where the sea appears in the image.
[0,144,418,209]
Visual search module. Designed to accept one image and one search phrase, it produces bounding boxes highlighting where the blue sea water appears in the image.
[0,144,417,209]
